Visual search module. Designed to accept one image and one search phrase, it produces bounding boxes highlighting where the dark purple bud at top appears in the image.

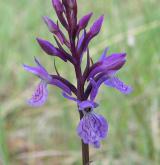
[67,0,77,9]
[69,0,78,24]
[78,13,93,34]
[52,0,68,29]
[61,0,77,35]
[89,15,104,38]
[37,38,67,62]
[62,0,77,13]
[52,0,63,12]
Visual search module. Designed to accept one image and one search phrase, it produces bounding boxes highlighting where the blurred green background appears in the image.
[0,0,160,164]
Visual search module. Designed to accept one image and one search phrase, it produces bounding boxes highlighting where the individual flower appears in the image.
[84,48,132,100]
[62,93,108,148]
[77,100,108,148]
[99,48,132,94]
[23,58,71,107]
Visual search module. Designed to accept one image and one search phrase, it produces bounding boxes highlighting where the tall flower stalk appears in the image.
[23,0,132,164]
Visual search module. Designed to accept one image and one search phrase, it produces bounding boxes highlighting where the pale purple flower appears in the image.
[62,93,108,148]
[23,58,72,107]
[23,58,51,107]
[77,100,108,148]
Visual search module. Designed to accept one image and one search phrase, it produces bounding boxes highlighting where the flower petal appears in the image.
[23,58,51,82]
[104,77,132,94]
[77,112,108,148]
[27,81,48,107]
[34,57,48,73]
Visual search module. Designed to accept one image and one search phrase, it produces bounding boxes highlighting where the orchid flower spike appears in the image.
[23,0,132,152]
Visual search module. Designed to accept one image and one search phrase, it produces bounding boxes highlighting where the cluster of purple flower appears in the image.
[24,0,132,148]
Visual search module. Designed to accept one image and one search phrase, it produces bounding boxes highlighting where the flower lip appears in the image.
[77,111,108,148]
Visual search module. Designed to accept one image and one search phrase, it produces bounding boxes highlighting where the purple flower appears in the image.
[98,48,132,95]
[23,0,132,151]
[62,92,108,148]
[83,49,132,101]
[77,100,108,148]
[23,58,72,107]
[23,58,51,107]
[88,52,126,79]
